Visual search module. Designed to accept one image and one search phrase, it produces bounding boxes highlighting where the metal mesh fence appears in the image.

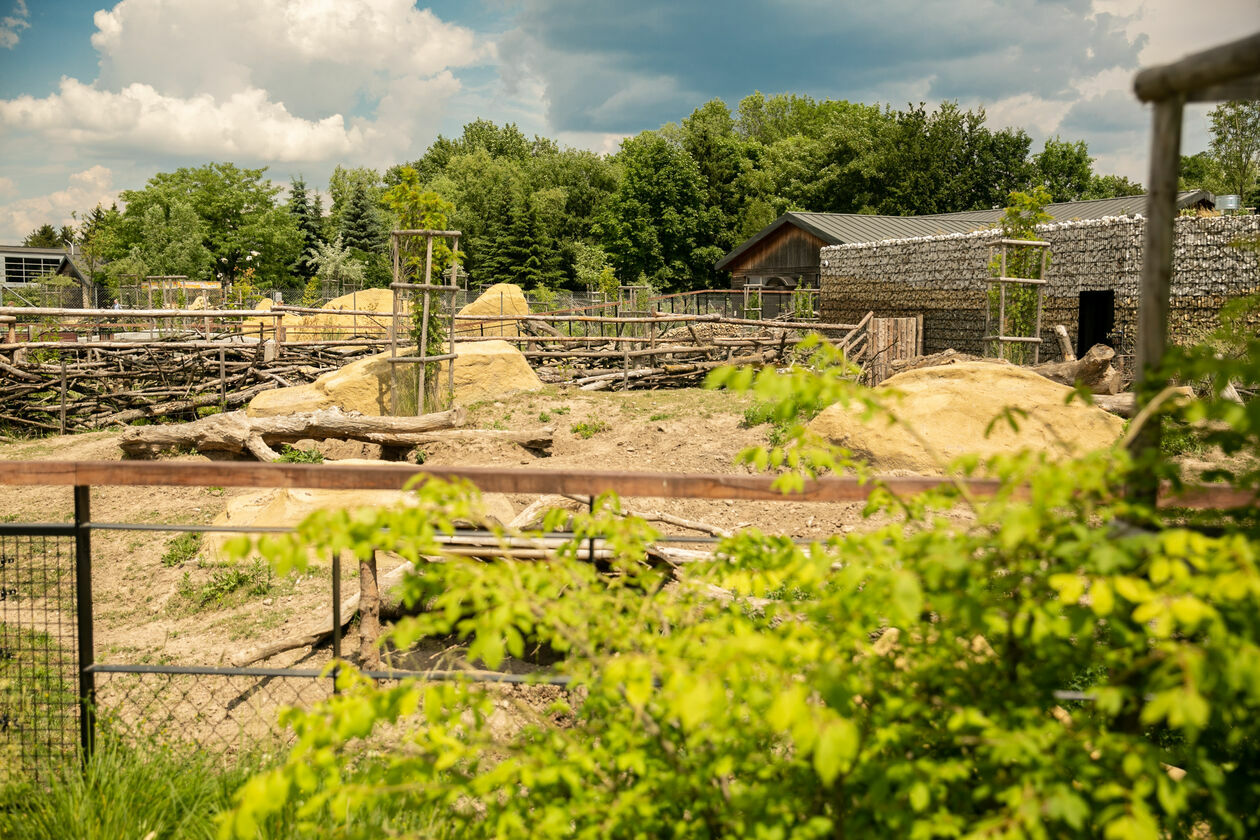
[0,531,79,783]
[93,668,334,757]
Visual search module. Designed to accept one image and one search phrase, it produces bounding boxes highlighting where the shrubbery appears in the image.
[214,319,1260,838]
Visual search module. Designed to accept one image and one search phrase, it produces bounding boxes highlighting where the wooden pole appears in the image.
[59,358,68,435]
[358,555,380,669]
[419,235,434,414]
[1127,95,1184,500]
[218,348,227,410]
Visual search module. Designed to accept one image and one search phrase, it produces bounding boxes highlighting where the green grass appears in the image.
[176,560,273,610]
[160,532,202,567]
[648,412,675,421]
[275,444,324,464]
[570,420,610,439]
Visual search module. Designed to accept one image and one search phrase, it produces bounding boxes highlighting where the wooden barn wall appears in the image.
[727,227,829,283]
[820,215,1260,364]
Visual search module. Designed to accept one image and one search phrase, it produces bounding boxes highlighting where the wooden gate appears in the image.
[865,316,922,385]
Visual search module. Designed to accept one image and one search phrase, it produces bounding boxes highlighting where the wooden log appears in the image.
[1030,343,1119,394]
[1053,325,1076,361]
[231,560,414,667]
[118,405,469,456]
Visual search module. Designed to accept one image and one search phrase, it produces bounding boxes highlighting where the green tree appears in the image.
[1083,173,1145,199]
[1033,137,1094,202]
[116,163,301,288]
[287,177,325,282]
[308,235,366,301]
[1208,99,1260,203]
[381,166,456,281]
[135,198,213,281]
[328,166,384,235]
[1179,151,1221,193]
[22,224,62,248]
[597,132,709,291]
[989,186,1053,363]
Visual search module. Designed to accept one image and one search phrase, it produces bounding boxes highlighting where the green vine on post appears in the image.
[383,167,457,413]
[989,186,1052,364]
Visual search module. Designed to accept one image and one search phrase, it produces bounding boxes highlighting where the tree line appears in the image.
[19,95,1257,299]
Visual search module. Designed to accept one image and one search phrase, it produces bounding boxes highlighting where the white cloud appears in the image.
[0,166,115,242]
[0,0,29,49]
[0,76,467,162]
[0,176,15,199]
[0,0,489,166]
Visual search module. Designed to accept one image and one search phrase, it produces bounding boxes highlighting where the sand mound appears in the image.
[248,339,542,417]
[293,287,399,340]
[807,361,1124,473]
[455,284,530,337]
[206,461,515,559]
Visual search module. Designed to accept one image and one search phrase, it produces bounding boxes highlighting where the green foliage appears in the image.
[0,736,278,839]
[276,445,324,464]
[287,176,325,282]
[178,560,272,608]
[309,235,366,297]
[116,163,302,289]
[1208,100,1260,204]
[338,181,389,255]
[219,326,1260,839]
[988,186,1053,364]
[1034,136,1094,201]
[160,532,202,567]
[22,223,68,248]
[569,420,609,439]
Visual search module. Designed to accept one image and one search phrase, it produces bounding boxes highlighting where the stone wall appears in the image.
[820,215,1260,364]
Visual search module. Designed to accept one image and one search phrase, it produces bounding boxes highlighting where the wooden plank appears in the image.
[1127,96,1183,497]
[0,460,1248,510]
[1133,32,1260,102]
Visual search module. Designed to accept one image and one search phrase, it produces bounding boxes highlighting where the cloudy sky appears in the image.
[0,0,1256,242]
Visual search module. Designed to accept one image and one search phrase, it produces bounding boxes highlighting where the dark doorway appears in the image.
[1077,290,1115,357]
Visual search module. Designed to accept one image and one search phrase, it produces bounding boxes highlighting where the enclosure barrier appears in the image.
[0,459,1252,780]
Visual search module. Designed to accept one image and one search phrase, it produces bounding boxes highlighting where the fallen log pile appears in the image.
[119,405,557,459]
[0,338,379,435]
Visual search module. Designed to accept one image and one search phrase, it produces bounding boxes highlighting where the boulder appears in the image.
[455,283,531,337]
[293,287,399,340]
[450,339,543,404]
[206,460,515,559]
[248,339,541,418]
[807,361,1125,474]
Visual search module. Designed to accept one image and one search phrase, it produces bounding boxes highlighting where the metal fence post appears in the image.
[332,551,341,695]
[74,484,95,762]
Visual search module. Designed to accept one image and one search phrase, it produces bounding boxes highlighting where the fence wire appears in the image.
[0,532,79,783]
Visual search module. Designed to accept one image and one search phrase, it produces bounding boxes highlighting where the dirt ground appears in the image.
[0,385,885,704]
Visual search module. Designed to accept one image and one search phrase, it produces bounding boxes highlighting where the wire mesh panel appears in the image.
[93,669,334,757]
[0,532,79,782]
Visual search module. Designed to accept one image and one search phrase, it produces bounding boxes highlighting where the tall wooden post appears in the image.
[1127,96,1184,501]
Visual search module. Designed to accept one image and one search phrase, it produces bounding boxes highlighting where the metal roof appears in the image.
[715,190,1216,270]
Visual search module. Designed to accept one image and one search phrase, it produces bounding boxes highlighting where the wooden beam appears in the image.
[0,460,1250,510]
[1127,96,1183,501]
[1133,31,1260,102]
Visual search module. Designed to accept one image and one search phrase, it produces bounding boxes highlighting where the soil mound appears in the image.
[807,361,1124,473]
[456,284,530,337]
[247,340,541,417]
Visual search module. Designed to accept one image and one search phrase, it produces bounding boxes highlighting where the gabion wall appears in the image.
[820,215,1260,364]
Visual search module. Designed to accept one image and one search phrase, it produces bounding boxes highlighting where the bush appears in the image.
[218,338,1260,839]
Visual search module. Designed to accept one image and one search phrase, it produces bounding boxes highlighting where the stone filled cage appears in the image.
[820,214,1260,368]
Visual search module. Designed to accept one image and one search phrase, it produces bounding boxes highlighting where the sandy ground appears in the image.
[0,384,897,744]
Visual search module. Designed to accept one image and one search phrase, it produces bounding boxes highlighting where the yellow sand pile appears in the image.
[247,339,542,418]
[807,361,1124,474]
[455,283,531,337]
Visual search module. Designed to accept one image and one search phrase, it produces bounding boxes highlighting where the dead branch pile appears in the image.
[118,405,556,460]
[0,339,378,435]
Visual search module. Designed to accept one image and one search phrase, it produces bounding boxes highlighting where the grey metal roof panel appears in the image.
[715,191,1214,268]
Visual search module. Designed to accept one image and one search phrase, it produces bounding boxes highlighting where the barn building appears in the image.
[714,192,1217,292]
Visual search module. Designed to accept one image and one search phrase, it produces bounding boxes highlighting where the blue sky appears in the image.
[1,0,1256,241]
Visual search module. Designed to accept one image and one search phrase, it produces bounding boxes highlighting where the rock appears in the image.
[248,339,541,417]
[807,361,1125,474]
[455,283,531,337]
[247,383,334,417]
[450,339,543,404]
[206,463,516,559]
[293,287,399,340]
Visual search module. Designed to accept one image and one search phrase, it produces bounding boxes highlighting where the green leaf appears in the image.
[908,781,930,812]
[813,717,859,785]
